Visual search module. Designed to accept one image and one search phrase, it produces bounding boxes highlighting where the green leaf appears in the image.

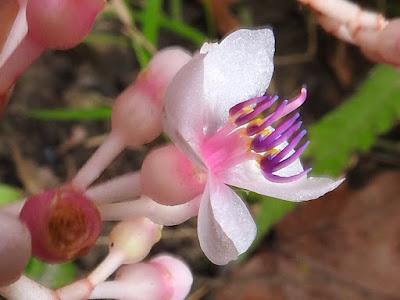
[142,0,162,46]
[306,65,400,177]
[169,0,183,22]
[27,107,112,121]
[25,258,76,289]
[134,10,206,45]
[0,184,22,204]
[157,16,206,45]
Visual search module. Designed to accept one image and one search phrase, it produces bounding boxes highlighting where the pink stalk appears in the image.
[98,195,201,226]
[0,171,141,216]
[0,212,31,287]
[0,34,43,92]
[0,275,57,300]
[72,132,126,190]
[56,250,125,299]
[297,0,400,67]
[85,171,142,204]
[88,281,129,299]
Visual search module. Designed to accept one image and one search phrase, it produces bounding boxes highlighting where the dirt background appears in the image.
[1,0,400,299]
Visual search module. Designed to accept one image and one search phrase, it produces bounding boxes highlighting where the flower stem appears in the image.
[0,275,58,300]
[0,35,44,94]
[98,195,201,225]
[56,250,124,299]
[72,132,126,190]
[86,171,142,204]
[88,281,128,299]
[87,249,125,285]
[0,198,25,215]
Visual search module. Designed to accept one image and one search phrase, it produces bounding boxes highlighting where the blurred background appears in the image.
[1,0,400,299]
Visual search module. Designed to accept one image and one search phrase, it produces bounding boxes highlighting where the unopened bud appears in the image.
[141,144,206,205]
[113,254,192,300]
[108,217,162,264]
[111,48,191,146]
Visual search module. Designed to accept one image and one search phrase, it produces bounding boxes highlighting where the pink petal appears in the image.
[197,175,256,265]
[220,160,344,202]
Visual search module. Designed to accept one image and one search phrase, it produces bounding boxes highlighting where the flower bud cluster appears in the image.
[0,4,347,299]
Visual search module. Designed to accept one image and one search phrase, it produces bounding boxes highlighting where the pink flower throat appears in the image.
[201,88,311,183]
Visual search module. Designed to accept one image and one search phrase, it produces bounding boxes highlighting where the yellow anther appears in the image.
[241,106,254,115]
[247,118,264,128]
[259,128,272,138]
[263,148,280,158]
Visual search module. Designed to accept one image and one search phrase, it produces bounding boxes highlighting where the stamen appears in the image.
[203,87,310,183]
[246,99,288,136]
[274,86,307,121]
[251,113,300,152]
[262,168,311,183]
[229,95,274,116]
[234,95,279,126]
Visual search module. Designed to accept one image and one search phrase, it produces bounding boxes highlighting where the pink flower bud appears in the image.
[149,255,193,300]
[111,254,192,300]
[0,212,31,287]
[26,0,105,49]
[19,186,101,263]
[111,48,191,146]
[141,144,207,205]
[108,217,162,264]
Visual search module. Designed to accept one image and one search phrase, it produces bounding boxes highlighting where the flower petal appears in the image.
[220,160,344,202]
[163,53,208,156]
[203,28,275,133]
[163,28,275,157]
[197,175,257,265]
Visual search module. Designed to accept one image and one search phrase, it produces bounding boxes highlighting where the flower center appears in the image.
[201,87,311,183]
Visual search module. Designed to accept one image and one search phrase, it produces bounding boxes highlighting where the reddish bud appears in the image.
[19,186,101,263]
[26,0,105,49]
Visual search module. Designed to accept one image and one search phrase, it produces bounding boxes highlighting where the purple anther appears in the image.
[271,140,310,172]
[246,99,288,136]
[266,121,303,150]
[261,168,311,183]
[270,129,307,163]
[235,95,279,126]
[258,113,300,147]
[273,87,307,121]
[229,95,271,116]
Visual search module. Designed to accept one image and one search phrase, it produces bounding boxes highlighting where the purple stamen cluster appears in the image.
[230,88,311,183]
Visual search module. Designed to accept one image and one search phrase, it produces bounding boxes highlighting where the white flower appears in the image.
[162,28,344,265]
